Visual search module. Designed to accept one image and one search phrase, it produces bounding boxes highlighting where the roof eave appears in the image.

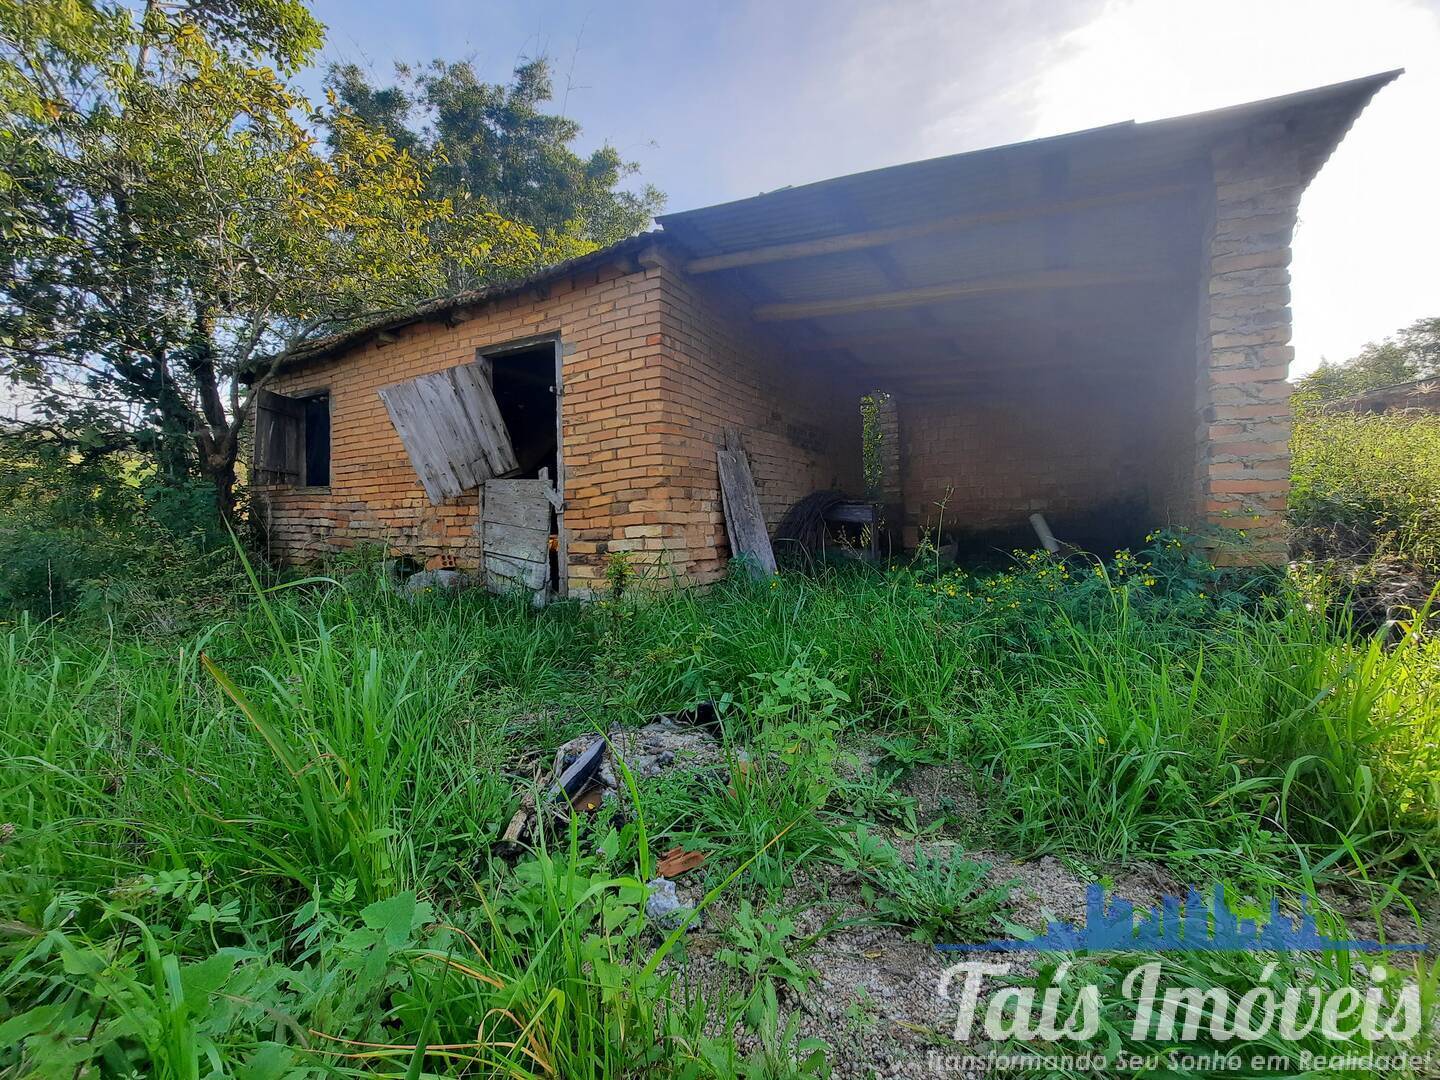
[249,232,666,380]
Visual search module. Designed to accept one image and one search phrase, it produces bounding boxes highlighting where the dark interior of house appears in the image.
[302,393,330,487]
[489,345,558,481]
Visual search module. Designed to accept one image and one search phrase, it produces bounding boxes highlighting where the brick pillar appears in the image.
[1197,128,1302,564]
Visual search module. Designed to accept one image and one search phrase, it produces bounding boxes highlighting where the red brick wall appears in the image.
[257,258,668,595]
[1193,103,1365,564]
[257,108,1340,581]
[647,260,862,583]
[256,250,861,593]
[895,374,1173,549]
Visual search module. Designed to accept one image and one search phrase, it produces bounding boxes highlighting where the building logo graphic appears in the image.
[935,883,1427,955]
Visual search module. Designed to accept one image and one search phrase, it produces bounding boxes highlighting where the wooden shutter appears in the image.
[254,390,304,485]
[378,362,519,505]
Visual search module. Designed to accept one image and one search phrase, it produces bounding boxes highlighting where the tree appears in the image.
[0,0,547,523]
[326,56,664,268]
[1295,317,1440,405]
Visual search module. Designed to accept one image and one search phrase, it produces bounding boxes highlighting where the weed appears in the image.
[989,947,1438,1077]
[835,824,904,876]
[1292,408,1440,569]
[699,981,831,1079]
[861,841,1015,944]
[1,533,1436,1074]
[718,900,818,1027]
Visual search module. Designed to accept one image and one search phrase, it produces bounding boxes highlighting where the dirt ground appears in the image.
[660,763,1439,1078]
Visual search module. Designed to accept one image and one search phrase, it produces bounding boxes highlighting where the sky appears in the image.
[308,0,1440,377]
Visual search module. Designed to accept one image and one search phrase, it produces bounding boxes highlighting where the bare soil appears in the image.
[658,763,1438,1077]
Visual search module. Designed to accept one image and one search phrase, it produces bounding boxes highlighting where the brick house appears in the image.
[253,73,1396,598]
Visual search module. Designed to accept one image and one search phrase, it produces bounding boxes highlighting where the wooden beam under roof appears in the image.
[839,354,1141,376]
[683,183,1191,274]
[783,325,986,354]
[752,268,1171,323]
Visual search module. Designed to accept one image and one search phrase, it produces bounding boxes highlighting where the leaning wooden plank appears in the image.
[450,363,519,479]
[412,373,477,488]
[378,361,518,505]
[377,380,450,504]
[716,448,777,575]
[1029,512,1061,554]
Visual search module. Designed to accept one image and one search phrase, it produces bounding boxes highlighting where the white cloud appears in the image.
[1016,0,1440,375]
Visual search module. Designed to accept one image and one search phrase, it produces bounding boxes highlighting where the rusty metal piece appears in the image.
[656,845,707,878]
[571,783,605,815]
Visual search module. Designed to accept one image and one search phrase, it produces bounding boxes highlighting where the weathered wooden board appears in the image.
[482,478,551,531]
[716,447,777,575]
[378,362,518,504]
[254,390,304,484]
[485,552,548,592]
[481,477,554,598]
[483,521,549,561]
[449,362,517,476]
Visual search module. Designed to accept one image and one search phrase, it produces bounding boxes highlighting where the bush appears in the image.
[1291,409,1440,569]
[0,443,241,623]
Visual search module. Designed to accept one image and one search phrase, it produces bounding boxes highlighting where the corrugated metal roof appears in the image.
[657,71,1400,259]
[273,72,1398,375]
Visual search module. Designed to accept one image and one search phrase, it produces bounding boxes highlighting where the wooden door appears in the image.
[480,471,558,601]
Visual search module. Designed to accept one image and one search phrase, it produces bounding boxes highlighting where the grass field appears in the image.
[1,531,1436,1076]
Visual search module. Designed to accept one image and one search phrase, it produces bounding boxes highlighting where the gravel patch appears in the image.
[654,824,1432,1076]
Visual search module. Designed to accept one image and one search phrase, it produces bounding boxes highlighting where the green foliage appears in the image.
[856,838,1014,943]
[605,548,636,597]
[0,438,243,619]
[859,391,891,498]
[0,537,1436,1073]
[993,947,1436,1076]
[1291,409,1440,568]
[835,823,904,876]
[717,900,818,1028]
[0,0,549,520]
[698,985,831,1080]
[1293,316,1440,405]
[326,56,664,260]
[696,741,841,893]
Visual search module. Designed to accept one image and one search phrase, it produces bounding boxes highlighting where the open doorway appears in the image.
[487,344,559,480]
[860,390,900,555]
[480,340,564,598]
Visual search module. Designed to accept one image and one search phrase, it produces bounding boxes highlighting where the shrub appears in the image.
[1291,409,1440,569]
[0,443,241,622]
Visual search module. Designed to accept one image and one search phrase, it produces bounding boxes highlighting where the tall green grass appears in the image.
[1291,408,1440,568]
[0,539,1435,1074]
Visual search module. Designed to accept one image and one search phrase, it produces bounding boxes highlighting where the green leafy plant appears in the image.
[834,824,904,875]
[1,495,1437,1076]
[863,844,1014,943]
[1292,409,1440,568]
[717,900,818,1028]
[699,980,831,1079]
